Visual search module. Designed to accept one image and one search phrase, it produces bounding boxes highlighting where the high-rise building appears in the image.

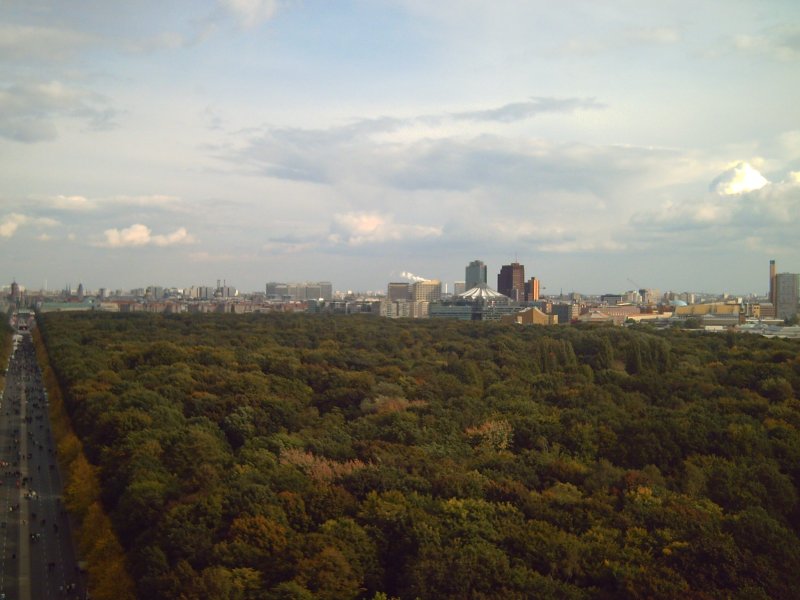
[387,282,411,302]
[769,259,777,306]
[465,260,488,290]
[412,280,441,303]
[526,277,540,302]
[497,262,525,302]
[775,273,799,320]
[453,281,466,296]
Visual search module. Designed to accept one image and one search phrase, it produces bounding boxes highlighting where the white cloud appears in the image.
[709,161,769,195]
[99,224,195,248]
[0,213,27,237]
[328,212,442,246]
[152,227,193,246]
[41,193,183,212]
[50,195,93,210]
[0,213,58,237]
[111,195,184,210]
[220,0,279,29]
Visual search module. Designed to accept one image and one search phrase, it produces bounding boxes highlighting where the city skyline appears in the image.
[5,255,796,300]
[2,2,799,294]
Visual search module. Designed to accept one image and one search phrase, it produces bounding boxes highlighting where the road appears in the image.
[1,331,85,599]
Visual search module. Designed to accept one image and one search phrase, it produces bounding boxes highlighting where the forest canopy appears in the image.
[38,312,800,599]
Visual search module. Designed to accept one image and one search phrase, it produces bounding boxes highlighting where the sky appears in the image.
[1,0,799,295]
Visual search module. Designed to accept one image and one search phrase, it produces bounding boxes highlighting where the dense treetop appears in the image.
[38,312,800,599]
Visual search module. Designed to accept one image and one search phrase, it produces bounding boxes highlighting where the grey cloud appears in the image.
[625,26,681,45]
[0,25,93,62]
[385,137,682,196]
[227,98,609,186]
[452,97,604,123]
[0,81,117,143]
[557,26,682,57]
[0,118,58,143]
[733,25,800,61]
[230,117,405,183]
[629,179,800,251]
[223,100,709,260]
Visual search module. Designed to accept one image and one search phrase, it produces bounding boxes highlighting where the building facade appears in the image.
[266,281,333,301]
[411,280,441,303]
[465,260,488,290]
[497,262,525,302]
[775,273,799,320]
[526,277,540,302]
[387,282,411,302]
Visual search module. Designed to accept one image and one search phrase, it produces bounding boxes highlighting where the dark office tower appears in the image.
[498,262,525,302]
[769,259,777,305]
[387,282,411,302]
[465,260,488,290]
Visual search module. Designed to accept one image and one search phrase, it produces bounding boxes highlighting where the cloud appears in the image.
[559,25,682,56]
[0,213,27,237]
[0,213,58,238]
[220,0,280,29]
[0,80,116,142]
[0,25,93,62]
[709,161,769,195]
[228,97,617,188]
[124,31,188,53]
[630,168,800,254]
[36,193,184,215]
[626,26,681,45]
[111,195,184,210]
[99,224,195,248]
[328,212,442,246]
[262,240,318,254]
[489,217,627,254]
[49,195,93,211]
[733,26,800,61]
[452,97,604,123]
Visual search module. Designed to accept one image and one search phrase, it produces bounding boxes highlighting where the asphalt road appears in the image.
[1,331,85,600]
